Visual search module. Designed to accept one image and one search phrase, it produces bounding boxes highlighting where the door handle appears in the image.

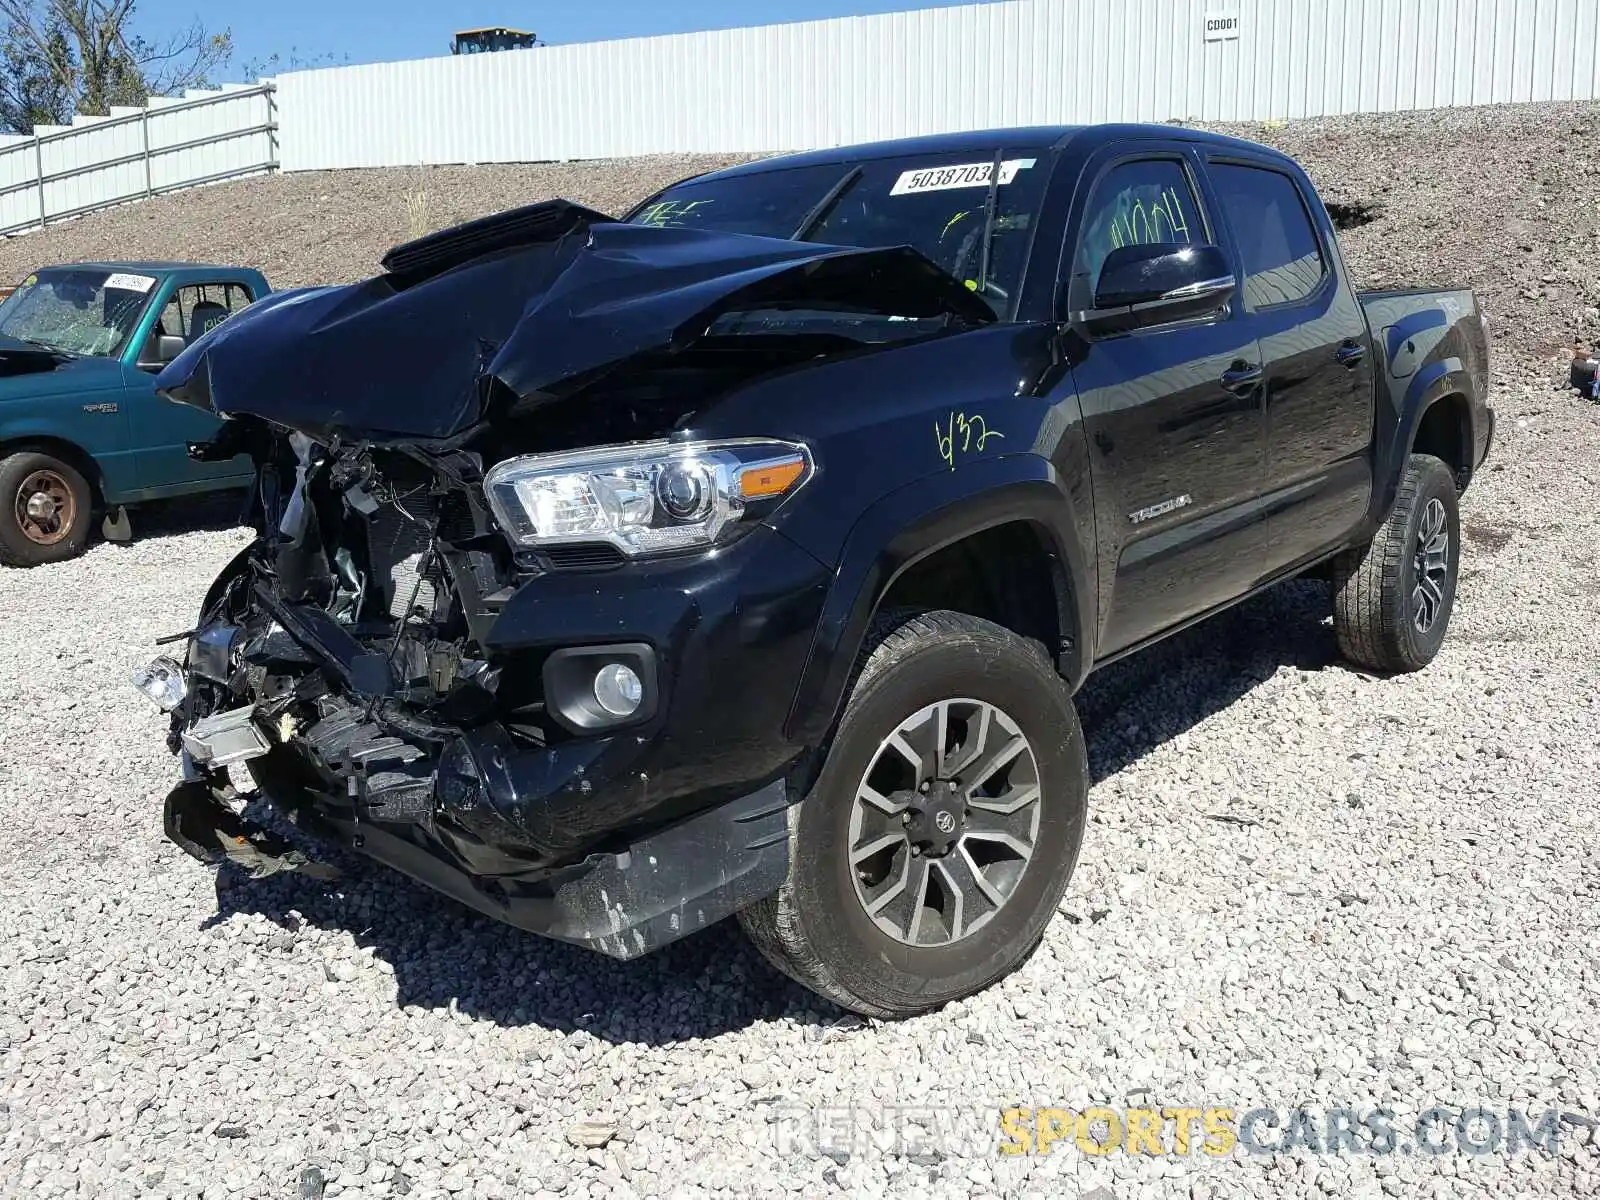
[1219,362,1263,395]
[1335,340,1366,368]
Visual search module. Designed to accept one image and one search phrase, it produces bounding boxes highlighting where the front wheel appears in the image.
[739,610,1088,1018]
[1332,452,1461,673]
[0,451,93,567]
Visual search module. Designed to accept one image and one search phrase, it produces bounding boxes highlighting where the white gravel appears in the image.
[3,102,1600,1199]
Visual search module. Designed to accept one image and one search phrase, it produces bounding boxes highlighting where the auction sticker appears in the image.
[105,272,156,293]
[891,158,1037,196]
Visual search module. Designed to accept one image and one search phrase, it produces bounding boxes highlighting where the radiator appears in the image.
[367,496,438,621]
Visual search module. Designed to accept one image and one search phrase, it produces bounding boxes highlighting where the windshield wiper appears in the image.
[5,336,70,356]
[792,166,863,241]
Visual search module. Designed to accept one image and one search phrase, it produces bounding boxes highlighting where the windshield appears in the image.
[629,149,1052,319]
[0,267,158,357]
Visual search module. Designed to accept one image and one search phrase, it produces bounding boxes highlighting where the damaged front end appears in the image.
[142,432,794,958]
[133,200,989,957]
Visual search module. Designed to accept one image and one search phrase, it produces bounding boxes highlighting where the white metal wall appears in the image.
[2,0,1595,219]
[0,84,276,236]
[275,0,1600,171]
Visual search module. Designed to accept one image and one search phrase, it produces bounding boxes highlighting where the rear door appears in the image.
[122,279,259,492]
[1202,156,1376,568]
[1056,142,1268,658]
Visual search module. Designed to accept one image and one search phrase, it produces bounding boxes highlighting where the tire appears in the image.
[739,609,1088,1019]
[1332,452,1460,673]
[0,451,93,567]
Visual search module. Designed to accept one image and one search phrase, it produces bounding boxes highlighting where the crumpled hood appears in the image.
[155,199,994,441]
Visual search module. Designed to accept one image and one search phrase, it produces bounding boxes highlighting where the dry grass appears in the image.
[401,186,432,241]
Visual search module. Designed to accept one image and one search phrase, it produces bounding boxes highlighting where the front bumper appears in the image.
[158,522,829,954]
[164,770,791,958]
[179,523,829,842]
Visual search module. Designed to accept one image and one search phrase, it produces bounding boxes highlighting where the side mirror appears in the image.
[137,333,186,373]
[1079,243,1234,335]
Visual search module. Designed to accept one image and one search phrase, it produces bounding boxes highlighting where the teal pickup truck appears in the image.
[0,262,270,566]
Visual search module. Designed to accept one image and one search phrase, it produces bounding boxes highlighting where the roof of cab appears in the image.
[38,261,250,275]
[681,123,1287,185]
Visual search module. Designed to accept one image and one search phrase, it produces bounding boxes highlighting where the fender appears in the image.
[1363,356,1474,533]
[0,423,117,499]
[784,452,1096,745]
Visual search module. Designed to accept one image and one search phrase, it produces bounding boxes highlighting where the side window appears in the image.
[1208,164,1325,307]
[158,283,250,344]
[1073,158,1203,299]
[154,292,183,340]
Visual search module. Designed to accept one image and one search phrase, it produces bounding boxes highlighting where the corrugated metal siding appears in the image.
[274,0,1600,172]
[0,85,276,236]
[1,0,1595,219]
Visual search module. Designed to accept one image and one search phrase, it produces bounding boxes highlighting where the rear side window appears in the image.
[155,283,255,344]
[1209,163,1326,307]
[1073,158,1203,298]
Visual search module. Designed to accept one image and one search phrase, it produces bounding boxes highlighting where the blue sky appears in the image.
[134,0,991,76]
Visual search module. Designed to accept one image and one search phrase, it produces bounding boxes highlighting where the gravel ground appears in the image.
[3,102,1600,1199]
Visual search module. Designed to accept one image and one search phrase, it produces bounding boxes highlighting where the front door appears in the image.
[1057,147,1267,658]
[123,280,259,492]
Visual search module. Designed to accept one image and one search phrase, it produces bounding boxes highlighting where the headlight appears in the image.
[483,439,811,557]
[132,656,188,712]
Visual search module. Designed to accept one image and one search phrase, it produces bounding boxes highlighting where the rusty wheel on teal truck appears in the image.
[0,450,93,567]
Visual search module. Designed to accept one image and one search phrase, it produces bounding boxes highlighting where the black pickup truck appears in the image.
[137,123,1492,1018]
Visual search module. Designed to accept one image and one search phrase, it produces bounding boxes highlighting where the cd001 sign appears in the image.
[1204,10,1241,40]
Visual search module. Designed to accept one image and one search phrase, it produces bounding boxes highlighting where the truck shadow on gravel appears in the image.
[205,855,838,1041]
[202,578,1340,1041]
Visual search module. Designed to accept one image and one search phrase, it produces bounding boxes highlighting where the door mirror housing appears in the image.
[1077,243,1235,335]
[137,332,186,373]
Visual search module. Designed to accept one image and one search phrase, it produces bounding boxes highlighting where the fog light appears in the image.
[593,663,643,717]
[132,656,188,712]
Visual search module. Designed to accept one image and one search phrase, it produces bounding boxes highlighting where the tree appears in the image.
[0,17,71,133]
[0,1,232,133]
[238,47,350,81]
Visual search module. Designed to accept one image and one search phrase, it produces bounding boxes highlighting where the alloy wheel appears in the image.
[1411,497,1450,634]
[847,698,1042,948]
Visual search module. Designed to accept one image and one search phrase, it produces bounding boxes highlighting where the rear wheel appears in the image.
[739,610,1088,1018]
[1332,452,1460,672]
[0,451,93,567]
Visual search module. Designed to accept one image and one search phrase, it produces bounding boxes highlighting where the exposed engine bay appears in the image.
[172,435,514,814]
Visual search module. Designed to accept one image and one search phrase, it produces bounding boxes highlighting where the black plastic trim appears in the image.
[327,780,790,959]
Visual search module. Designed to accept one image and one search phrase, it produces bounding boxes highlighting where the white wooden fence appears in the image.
[3,0,1599,235]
